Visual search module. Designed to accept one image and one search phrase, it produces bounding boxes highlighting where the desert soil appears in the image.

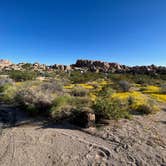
[0,103,165,166]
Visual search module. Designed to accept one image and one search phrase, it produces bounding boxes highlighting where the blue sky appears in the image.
[0,0,166,66]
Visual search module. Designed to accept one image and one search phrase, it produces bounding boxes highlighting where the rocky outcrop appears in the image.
[50,64,72,71]
[74,59,166,74]
[0,60,12,71]
[74,59,129,73]
[0,59,12,66]
[0,59,166,74]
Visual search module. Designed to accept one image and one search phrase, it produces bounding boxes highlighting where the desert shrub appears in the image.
[93,98,131,121]
[111,91,160,115]
[9,71,37,82]
[0,84,17,102]
[150,94,166,102]
[134,102,160,114]
[50,95,73,120]
[119,80,131,92]
[72,97,92,108]
[140,85,160,94]
[109,73,164,86]
[39,80,63,95]
[71,86,89,97]
[70,107,94,127]
[160,84,166,94]
[50,95,93,123]
[98,87,115,98]
[0,78,13,92]
[15,86,54,115]
[69,71,105,83]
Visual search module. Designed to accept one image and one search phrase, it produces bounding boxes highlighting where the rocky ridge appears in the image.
[0,59,166,74]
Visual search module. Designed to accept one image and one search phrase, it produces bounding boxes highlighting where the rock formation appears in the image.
[0,59,166,74]
[74,59,166,74]
[0,59,12,67]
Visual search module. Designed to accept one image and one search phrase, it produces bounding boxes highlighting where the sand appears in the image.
[0,103,165,166]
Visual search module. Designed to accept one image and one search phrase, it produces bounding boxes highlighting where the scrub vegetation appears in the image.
[0,70,165,127]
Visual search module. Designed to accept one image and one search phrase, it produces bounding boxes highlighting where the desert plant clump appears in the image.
[9,71,37,82]
[69,71,105,84]
[39,80,64,95]
[134,101,160,114]
[50,95,73,120]
[0,84,17,103]
[160,84,166,94]
[93,97,131,121]
[0,78,13,92]
[70,107,95,128]
[15,84,55,115]
[71,86,89,97]
[119,80,131,92]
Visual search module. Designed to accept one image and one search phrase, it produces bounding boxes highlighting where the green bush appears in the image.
[15,85,54,115]
[72,97,92,108]
[50,95,73,120]
[0,78,13,92]
[69,71,105,83]
[40,80,64,95]
[0,83,17,103]
[134,103,159,114]
[93,98,131,121]
[98,87,115,98]
[9,71,37,82]
[71,86,89,97]
[70,107,94,127]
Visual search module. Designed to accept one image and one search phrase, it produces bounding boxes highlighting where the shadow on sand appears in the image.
[0,102,83,132]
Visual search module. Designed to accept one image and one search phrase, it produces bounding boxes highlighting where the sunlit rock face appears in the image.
[0,59,12,71]
[0,59,166,74]
[0,59,12,67]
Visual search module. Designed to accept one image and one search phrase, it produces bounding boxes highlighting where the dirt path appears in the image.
[0,104,166,166]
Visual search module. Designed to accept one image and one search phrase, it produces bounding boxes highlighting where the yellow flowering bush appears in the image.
[89,93,97,102]
[110,91,160,113]
[151,94,166,103]
[64,84,75,89]
[77,84,94,89]
[141,85,160,93]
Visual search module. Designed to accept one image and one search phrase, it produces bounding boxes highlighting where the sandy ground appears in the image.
[0,103,166,166]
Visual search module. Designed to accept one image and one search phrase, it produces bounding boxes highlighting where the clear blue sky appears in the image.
[0,0,166,66]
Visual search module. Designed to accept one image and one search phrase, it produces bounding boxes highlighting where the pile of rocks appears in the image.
[0,59,12,71]
[74,59,166,74]
[0,59,166,74]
